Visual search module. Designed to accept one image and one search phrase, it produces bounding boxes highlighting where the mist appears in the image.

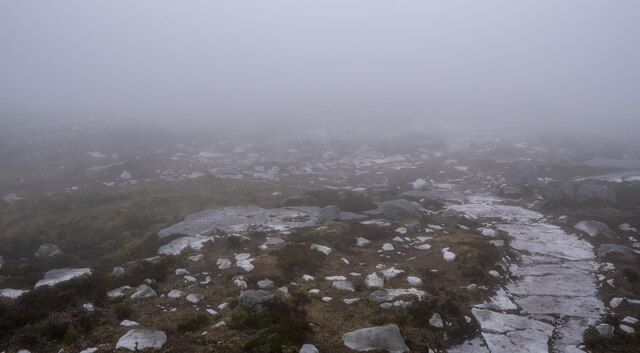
[1,1,639,136]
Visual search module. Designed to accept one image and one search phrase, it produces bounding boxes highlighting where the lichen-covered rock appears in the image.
[239,290,274,312]
[115,329,167,350]
[341,325,409,353]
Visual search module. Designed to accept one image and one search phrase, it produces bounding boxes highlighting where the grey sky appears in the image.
[1,1,639,132]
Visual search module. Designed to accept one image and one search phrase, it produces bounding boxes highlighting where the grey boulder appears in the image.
[131,284,157,299]
[239,290,274,312]
[596,323,614,339]
[318,205,341,224]
[342,324,409,353]
[575,184,616,203]
[574,220,609,237]
[542,181,575,200]
[34,243,63,259]
[115,329,167,350]
[380,200,417,220]
[300,344,319,353]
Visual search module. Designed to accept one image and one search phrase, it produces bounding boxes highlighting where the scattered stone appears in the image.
[212,321,226,328]
[186,293,204,303]
[0,288,29,298]
[206,309,218,315]
[356,237,371,247]
[365,273,384,289]
[618,223,638,233]
[303,274,315,281]
[120,320,139,326]
[107,286,131,298]
[257,279,275,289]
[622,316,638,324]
[175,268,189,276]
[441,247,456,261]
[407,276,422,287]
[412,179,427,190]
[596,323,614,339]
[131,284,157,299]
[382,243,394,251]
[380,267,404,279]
[217,258,232,269]
[143,256,162,264]
[300,343,319,353]
[322,296,333,302]
[310,244,332,255]
[115,329,167,351]
[189,254,204,262]
[619,324,635,334]
[238,290,274,312]
[332,280,355,292]
[113,266,125,277]
[429,313,444,328]
[34,268,92,288]
[79,348,98,353]
[610,297,624,308]
[574,220,609,237]
[343,298,361,304]
[184,275,197,282]
[342,324,409,353]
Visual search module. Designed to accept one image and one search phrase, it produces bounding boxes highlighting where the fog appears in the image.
[1,1,639,136]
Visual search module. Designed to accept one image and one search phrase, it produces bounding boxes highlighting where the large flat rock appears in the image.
[115,329,166,351]
[158,206,320,237]
[342,325,409,353]
[34,268,92,288]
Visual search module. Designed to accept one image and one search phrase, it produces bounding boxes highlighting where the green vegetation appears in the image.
[177,313,210,333]
[229,294,311,352]
[275,244,325,278]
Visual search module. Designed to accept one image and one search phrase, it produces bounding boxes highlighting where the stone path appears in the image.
[449,195,605,353]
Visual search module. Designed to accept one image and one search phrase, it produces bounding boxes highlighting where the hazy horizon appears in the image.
[1,1,639,137]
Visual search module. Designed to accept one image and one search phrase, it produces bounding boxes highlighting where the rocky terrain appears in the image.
[1,123,639,352]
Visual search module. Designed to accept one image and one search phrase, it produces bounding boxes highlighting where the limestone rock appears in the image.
[342,325,409,353]
[239,290,274,312]
[574,220,609,237]
[115,329,167,351]
[34,243,63,259]
[131,284,157,299]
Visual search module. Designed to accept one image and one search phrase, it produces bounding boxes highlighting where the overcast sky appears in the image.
[1,1,639,133]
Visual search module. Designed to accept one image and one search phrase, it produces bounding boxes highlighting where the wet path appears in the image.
[449,195,604,353]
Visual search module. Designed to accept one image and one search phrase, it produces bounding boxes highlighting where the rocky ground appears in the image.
[1,123,639,352]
